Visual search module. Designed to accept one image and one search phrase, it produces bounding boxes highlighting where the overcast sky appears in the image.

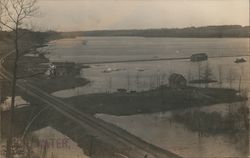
[33,0,249,31]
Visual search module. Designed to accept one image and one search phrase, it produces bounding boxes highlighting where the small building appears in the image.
[190,53,208,62]
[169,73,187,88]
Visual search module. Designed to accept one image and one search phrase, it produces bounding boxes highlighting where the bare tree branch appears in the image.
[0,21,15,31]
[0,0,37,31]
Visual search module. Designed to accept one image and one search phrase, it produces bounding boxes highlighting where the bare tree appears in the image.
[202,63,213,88]
[108,75,112,93]
[203,63,213,80]
[126,71,130,90]
[0,0,38,157]
[197,61,202,80]
[227,68,237,89]
[217,65,223,88]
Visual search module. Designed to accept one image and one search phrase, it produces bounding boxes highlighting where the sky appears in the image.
[33,0,249,31]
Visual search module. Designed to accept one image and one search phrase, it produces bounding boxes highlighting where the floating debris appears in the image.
[234,58,246,63]
[103,68,122,73]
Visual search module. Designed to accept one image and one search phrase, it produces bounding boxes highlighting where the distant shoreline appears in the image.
[80,25,250,38]
[1,25,249,40]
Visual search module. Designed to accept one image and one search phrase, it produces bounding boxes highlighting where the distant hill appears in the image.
[83,25,250,38]
[1,25,249,41]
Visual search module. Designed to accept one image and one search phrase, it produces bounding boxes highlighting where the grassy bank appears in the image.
[65,86,246,116]
[3,51,90,94]
[0,31,90,94]
[27,61,90,94]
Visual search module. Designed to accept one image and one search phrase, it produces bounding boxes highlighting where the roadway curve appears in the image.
[0,51,182,158]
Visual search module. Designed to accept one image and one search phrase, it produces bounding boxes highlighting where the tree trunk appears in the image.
[6,28,19,158]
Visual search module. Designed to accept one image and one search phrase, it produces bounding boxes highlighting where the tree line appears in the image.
[1,25,249,41]
[83,25,250,38]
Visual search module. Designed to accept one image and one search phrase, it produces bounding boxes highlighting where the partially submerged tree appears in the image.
[227,68,237,89]
[197,61,202,80]
[202,63,213,81]
[217,65,223,87]
[0,0,38,157]
[202,63,213,87]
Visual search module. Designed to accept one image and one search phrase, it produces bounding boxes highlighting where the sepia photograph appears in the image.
[0,0,249,158]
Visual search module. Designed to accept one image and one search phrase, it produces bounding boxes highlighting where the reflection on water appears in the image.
[96,102,249,158]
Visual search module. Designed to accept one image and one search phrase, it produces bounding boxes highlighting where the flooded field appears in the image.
[38,36,250,157]
[52,56,249,97]
[42,37,250,96]
[96,101,249,158]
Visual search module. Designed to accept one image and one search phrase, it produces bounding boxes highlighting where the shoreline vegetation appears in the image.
[83,25,250,38]
[64,86,246,116]
[171,105,249,135]
[0,30,91,94]
[9,53,90,94]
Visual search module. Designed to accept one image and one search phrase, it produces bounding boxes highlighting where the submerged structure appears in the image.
[190,53,208,62]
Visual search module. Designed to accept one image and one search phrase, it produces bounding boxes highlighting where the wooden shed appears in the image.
[169,73,187,88]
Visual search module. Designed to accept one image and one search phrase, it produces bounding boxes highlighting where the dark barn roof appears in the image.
[169,73,186,82]
[169,73,187,88]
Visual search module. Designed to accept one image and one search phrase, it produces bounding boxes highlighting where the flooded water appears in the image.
[43,37,249,63]
[32,37,250,157]
[42,37,250,97]
[96,101,249,158]
[1,37,249,158]
[52,56,249,97]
